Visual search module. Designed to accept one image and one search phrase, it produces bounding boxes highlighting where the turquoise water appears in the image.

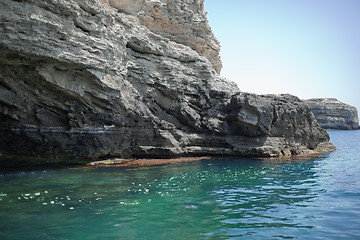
[1,131,360,240]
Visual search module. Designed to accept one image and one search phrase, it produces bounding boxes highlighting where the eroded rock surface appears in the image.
[0,0,333,161]
[306,98,360,130]
[108,0,222,73]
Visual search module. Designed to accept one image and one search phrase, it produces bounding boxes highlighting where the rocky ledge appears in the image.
[0,0,334,163]
[305,98,360,130]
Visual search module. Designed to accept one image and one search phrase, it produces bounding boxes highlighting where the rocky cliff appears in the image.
[306,98,360,130]
[0,0,333,162]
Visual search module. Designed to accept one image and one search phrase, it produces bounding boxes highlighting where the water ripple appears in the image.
[1,131,360,239]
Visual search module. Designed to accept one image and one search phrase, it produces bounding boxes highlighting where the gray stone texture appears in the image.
[0,0,333,160]
[306,98,360,130]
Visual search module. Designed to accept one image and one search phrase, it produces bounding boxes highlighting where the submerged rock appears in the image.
[0,0,333,162]
[305,98,360,130]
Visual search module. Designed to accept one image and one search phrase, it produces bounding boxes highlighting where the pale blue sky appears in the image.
[205,0,360,114]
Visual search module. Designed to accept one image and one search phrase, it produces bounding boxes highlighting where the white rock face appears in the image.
[109,0,223,73]
[306,98,360,130]
[0,0,333,161]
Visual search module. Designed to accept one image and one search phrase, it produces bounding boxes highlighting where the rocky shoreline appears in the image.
[87,156,212,167]
[306,98,360,130]
[0,0,334,165]
[87,147,336,168]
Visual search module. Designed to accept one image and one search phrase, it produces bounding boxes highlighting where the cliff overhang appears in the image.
[0,0,334,164]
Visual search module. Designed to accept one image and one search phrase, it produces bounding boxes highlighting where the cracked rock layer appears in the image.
[306,98,360,130]
[0,0,333,160]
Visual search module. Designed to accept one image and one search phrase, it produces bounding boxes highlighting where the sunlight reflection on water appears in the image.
[0,131,360,239]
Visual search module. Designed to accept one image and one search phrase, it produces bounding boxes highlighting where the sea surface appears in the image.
[0,130,359,240]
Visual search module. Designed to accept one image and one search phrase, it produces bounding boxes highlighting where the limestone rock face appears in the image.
[306,98,360,130]
[0,0,332,161]
[109,0,222,73]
